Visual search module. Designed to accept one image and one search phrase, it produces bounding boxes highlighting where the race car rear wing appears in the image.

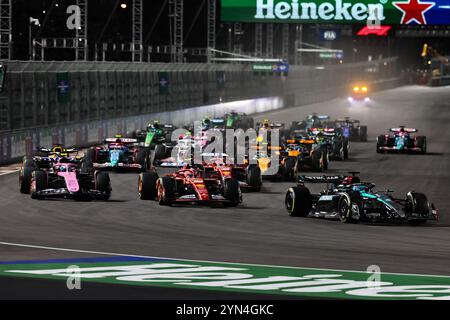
[389,128,418,133]
[104,138,138,144]
[298,175,344,185]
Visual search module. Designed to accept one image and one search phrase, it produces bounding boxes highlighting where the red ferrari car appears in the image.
[138,164,242,207]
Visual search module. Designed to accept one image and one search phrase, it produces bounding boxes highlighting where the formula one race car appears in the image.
[248,125,298,181]
[130,121,175,148]
[284,136,329,172]
[256,120,288,140]
[29,160,111,200]
[376,127,427,154]
[332,118,368,142]
[138,165,242,207]
[290,114,331,134]
[307,127,349,161]
[202,153,263,192]
[348,84,370,102]
[19,145,81,194]
[85,136,148,172]
[285,173,438,224]
[225,112,254,130]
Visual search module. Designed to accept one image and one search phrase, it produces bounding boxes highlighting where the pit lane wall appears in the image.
[0,58,399,164]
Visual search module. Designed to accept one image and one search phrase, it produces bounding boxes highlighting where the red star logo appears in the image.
[393,0,435,25]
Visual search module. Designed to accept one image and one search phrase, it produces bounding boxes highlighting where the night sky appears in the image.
[8,0,450,67]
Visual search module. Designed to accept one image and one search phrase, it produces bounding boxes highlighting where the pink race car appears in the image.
[29,160,111,201]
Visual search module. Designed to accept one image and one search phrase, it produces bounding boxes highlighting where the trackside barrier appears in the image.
[0,58,400,165]
[0,77,402,165]
[0,96,285,164]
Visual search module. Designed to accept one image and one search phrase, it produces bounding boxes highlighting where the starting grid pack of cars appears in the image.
[18,110,437,225]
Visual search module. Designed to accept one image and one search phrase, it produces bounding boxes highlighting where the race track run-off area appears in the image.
[0,85,450,299]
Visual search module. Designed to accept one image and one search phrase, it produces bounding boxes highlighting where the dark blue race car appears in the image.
[285,173,438,224]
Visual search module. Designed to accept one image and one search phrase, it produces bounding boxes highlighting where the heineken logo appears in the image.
[393,0,435,25]
[221,0,449,25]
[254,0,386,22]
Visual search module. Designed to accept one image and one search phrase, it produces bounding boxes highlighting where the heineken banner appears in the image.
[221,0,450,25]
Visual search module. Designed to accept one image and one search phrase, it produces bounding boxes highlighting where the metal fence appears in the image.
[0,58,398,133]
[0,58,400,165]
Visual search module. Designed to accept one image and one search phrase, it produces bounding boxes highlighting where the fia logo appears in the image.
[323,30,337,41]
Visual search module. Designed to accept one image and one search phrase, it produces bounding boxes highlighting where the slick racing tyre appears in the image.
[343,139,349,160]
[136,148,148,171]
[157,177,176,206]
[322,152,329,171]
[85,148,97,163]
[282,157,297,182]
[338,194,356,224]
[285,186,312,217]
[154,144,167,161]
[19,159,37,194]
[359,126,368,142]
[81,160,93,173]
[139,171,159,200]
[95,172,111,201]
[415,136,427,154]
[376,135,386,154]
[406,192,431,224]
[312,150,324,172]
[30,171,47,200]
[224,179,241,207]
[246,164,262,191]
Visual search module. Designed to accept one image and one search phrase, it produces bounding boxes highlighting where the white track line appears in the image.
[0,169,20,177]
[0,241,449,279]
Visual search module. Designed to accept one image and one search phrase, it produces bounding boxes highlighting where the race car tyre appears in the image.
[415,136,427,154]
[283,157,297,181]
[247,164,262,191]
[312,150,323,172]
[165,132,173,143]
[247,118,254,130]
[85,148,97,163]
[285,186,312,217]
[23,158,37,168]
[406,192,431,224]
[338,194,356,223]
[359,126,368,142]
[224,179,240,207]
[139,171,159,200]
[81,160,93,173]
[343,139,349,160]
[30,171,47,200]
[332,142,344,161]
[154,144,167,161]
[136,148,148,171]
[19,166,36,194]
[158,177,176,206]
[96,172,111,201]
[376,135,386,154]
[323,152,329,171]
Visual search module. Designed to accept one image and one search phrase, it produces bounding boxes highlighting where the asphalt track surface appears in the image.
[0,85,449,298]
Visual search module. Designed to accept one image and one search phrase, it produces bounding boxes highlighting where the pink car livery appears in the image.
[29,161,111,201]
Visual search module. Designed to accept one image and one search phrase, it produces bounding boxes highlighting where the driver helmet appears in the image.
[342,176,361,185]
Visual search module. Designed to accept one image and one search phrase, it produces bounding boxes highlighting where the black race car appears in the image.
[285,173,438,224]
[332,118,368,142]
